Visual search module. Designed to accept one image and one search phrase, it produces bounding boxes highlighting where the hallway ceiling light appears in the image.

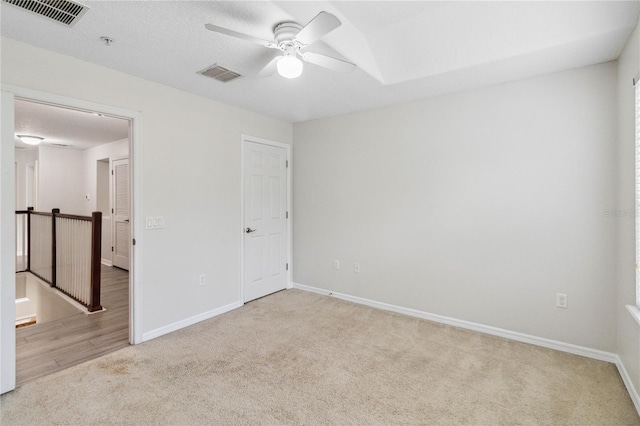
[17,135,44,145]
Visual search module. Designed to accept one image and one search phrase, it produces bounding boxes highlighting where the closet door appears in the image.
[112,158,129,271]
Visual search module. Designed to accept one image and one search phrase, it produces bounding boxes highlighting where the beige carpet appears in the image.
[1,289,638,425]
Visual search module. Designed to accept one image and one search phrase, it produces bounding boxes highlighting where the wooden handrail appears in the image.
[30,211,53,217]
[56,213,93,221]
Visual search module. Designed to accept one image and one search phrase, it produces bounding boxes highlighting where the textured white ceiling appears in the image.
[1,1,638,123]
[14,99,129,150]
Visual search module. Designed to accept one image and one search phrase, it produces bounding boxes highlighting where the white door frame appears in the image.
[1,91,17,393]
[240,135,292,304]
[0,84,144,394]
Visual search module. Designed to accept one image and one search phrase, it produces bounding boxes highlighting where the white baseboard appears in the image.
[293,282,640,416]
[101,259,113,267]
[292,283,617,363]
[614,355,640,415]
[142,301,243,342]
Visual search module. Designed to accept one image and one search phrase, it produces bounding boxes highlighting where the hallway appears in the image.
[15,265,129,386]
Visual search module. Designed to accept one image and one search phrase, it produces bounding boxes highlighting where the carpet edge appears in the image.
[291,282,618,363]
[142,300,243,342]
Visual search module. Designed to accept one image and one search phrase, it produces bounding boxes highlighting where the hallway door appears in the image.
[243,140,288,302]
[112,158,130,270]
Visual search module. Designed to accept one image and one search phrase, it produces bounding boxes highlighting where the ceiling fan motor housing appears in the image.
[274,22,303,48]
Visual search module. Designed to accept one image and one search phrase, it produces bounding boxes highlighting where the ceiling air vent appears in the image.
[2,0,89,27]
[198,64,241,83]
[51,143,69,147]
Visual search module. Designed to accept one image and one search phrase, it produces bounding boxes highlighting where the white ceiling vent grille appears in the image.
[2,0,89,27]
[198,64,241,83]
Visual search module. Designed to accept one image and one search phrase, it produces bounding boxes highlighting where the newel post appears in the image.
[88,211,102,312]
[51,208,60,288]
[27,207,33,272]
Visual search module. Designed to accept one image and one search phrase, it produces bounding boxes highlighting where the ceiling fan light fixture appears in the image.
[277,54,303,79]
[17,135,44,145]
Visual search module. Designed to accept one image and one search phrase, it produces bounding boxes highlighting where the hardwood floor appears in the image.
[16,265,129,387]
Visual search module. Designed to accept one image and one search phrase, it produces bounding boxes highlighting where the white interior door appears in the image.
[243,140,288,302]
[112,158,130,270]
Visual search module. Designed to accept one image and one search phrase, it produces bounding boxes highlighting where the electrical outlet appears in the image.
[333,259,340,270]
[556,293,568,308]
[199,274,206,286]
[354,263,360,273]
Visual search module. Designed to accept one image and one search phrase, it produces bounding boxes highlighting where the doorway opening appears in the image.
[12,98,133,386]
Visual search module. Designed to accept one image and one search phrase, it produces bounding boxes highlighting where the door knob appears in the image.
[245,227,257,233]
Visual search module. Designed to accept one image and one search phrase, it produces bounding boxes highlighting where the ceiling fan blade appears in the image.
[205,24,277,49]
[301,52,356,73]
[294,11,341,46]
[257,56,281,78]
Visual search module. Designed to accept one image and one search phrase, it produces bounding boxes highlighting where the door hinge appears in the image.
[112,208,114,214]
[286,263,289,271]
[111,246,114,252]
[111,170,114,175]
[132,238,136,246]
[286,211,289,219]
[286,160,288,168]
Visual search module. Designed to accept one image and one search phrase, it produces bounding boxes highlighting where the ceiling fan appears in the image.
[205,11,356,79]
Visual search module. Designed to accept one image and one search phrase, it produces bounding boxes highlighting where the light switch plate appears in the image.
[146,216,165,229]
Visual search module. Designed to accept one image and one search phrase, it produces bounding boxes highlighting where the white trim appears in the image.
[1,91,17,394]
[101,259,113,267]
[240,135,292,303]
[292,282,618,363]
[615,354,640,415]
[142,301,243,342]
[636,81,640,307]
[627,305,640,327]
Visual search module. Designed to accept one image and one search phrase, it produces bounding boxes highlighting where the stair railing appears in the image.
[15,208,102,312]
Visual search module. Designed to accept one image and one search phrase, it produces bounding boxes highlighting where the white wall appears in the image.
[1,37,292,339]
[83,138,129,265]
[82,138,128,216]
[293,62,618,351]
[96,159,110,264]
[14,148,38,210]
[96,160,109,214]
[37,145,84,214]
[15,137,127,265]
[616,16,640,403]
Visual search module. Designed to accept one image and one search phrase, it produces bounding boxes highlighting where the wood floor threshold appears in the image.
[15,265,129,387]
